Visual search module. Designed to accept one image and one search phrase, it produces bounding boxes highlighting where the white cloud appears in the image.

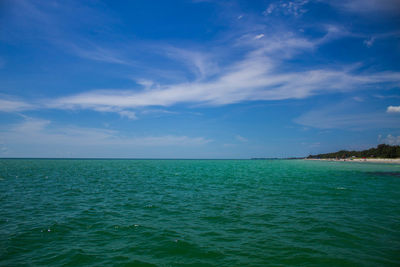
[235,33,314,58]
[162,47,219,80]
[0,117,212,148]
[68,44,132,65]
[364,37,375,47]
[379,134,400,145]
[361,32,400,48]
[2,28,400,119]
[313,26,399,49]
[136,79,155,89]
[0,98,35,112]
[2,7,400,120]
[47,56,400,112]
[118,110,137,120]
[352,96,364,102]
[140,109,178,116]
[295,102,400,129]
[316,24,351,45]
[387,106,400,113]
[236,135,248,142]
[264,0,309,16]
[327,0,400,15]
[264,4,275,15]
[13,117,51,132]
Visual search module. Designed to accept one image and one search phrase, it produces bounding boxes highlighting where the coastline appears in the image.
[305,158,400,164]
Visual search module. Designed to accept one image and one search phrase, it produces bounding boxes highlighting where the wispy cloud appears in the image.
[362,31,400,48]
[327,0,400,15]
[46,56,400,114]
[316,24,352,45]
[162,47,219,80]
[295,102,400,130]
[264,4,275,15]
[364,37,375,47]
[0,98,35,112]
[3,0,125,65]
[12,116,51,132]
[237,33,314,57]
[235,135,248,142]
[140,109,178,116]
[3,0,400,122]
[378,134,400,145]
[0,117,211,148]
[4,33,400,119]
[263,0,309,17]
[117,110,137,120]
[68,44,132,65]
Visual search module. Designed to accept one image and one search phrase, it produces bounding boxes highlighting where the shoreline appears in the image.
[305,158,400,164]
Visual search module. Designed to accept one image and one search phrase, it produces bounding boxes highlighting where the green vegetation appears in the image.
[307,144,400,159]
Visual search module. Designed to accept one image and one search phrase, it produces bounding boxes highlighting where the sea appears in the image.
[1,159,399,266]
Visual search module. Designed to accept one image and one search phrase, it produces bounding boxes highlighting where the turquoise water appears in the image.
[1,159,400,266]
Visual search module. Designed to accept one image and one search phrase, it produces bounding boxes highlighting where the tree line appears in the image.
[307,144,400,159]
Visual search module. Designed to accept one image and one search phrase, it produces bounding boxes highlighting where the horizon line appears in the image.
[0,157,305,160]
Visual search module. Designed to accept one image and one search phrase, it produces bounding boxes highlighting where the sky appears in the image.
[0,0,400,158]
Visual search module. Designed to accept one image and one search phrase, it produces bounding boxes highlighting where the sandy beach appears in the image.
[305,158,400,164]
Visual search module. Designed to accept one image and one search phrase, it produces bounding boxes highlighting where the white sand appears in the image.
[305,158,400,164]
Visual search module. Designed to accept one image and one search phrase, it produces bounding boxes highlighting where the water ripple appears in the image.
[0,159,399,266]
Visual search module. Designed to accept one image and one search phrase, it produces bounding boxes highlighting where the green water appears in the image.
[0,159,399,266]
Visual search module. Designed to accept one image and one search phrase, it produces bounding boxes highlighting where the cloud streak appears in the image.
[264,0,309,17]
[0,98,35,112]
[2,0,400,122]
[36,25,398,118]
[235,135,248,142]
[295,102,400,130]
[0,117,211,147]
[2,40,400,119]
[46,54,400,113]
[327,0,400,15]
[69,44,132,65]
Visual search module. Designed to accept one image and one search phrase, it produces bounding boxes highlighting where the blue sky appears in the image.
[0,0,400,158]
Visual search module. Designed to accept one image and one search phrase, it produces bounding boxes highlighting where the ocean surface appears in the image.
[1,159,399,266]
